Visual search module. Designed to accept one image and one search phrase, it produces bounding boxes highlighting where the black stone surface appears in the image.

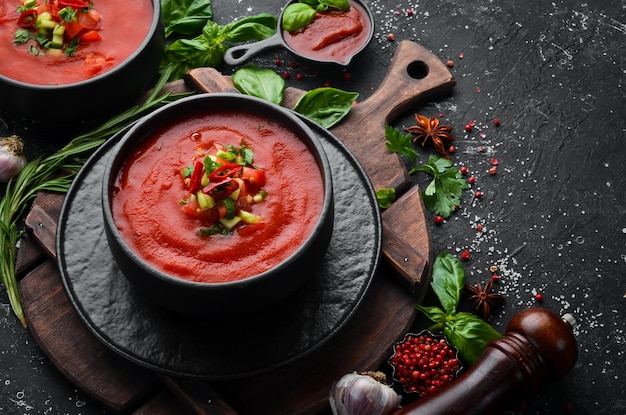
[1,0,625,413]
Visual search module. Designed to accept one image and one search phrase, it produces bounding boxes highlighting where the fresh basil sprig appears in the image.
[160,13,278,81]
[293,87,358,129]
[416,252,502,364]
[232,64,285,105]
[282,0,350,32]
[161,0,214,38]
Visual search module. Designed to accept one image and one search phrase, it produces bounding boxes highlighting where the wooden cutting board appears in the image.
[16,40,454,414]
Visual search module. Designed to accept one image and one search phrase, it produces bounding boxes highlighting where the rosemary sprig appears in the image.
[0,66,191,327]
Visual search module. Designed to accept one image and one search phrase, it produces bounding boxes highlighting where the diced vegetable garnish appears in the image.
[179,141,268,237]
[12,0,102,56]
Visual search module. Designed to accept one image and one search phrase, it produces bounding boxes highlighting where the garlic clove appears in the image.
[329,371,401,415]
[0,135,28,182]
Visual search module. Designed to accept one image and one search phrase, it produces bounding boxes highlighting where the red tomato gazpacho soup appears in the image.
[0,0,152,85]
[111,110,326,284]
[282,0,370,64]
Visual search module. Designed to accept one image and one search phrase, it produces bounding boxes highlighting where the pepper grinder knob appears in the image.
[393,308,578,415]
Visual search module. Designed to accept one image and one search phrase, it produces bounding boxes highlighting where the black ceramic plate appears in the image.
[57,116,381,380]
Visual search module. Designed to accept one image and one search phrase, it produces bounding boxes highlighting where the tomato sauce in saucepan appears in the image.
[0,0,152,85]
[282,0,370,64]
[111,111,326,284]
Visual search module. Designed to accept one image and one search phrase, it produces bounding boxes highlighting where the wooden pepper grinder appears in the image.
[393,307,578,415]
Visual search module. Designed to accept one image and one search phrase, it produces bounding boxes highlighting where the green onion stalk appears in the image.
[0,66,190,328]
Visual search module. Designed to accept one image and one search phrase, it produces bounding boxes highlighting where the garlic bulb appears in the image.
[0,135,27,182]
[329,371,401,415]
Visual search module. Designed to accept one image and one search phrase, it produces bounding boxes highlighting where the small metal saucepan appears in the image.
[224,0,374,67]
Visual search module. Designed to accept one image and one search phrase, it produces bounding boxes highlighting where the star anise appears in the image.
[405,114,455,155]
[464,279,505,321]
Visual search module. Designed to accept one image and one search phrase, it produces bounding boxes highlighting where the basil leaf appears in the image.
[376,188,396,209]
[160,15,277,81]
[444,312,502,364]
[223,13,278,43]
[293,87,358,129]
[415,304,447,328]
[161,0,213,38]
[281,3,317,32]
[320,0,350,11]
[431,252,465,314]
[232,65,285,105]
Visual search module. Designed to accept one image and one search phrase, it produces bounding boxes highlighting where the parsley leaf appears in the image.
[384,125,418,163]
[411,155,469,219]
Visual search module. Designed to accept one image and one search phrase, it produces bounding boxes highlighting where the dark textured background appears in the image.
[1,0,624,413]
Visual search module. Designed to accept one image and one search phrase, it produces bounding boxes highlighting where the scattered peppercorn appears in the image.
[464,124,472,132]
[476,223,483,232]
[281,71,290,80]
[474,190,483,198]
[296,73,303,81]
[446,59,454,67]
[490,158,499,165]
[468,176,476,184]
[458,52,464,59]
[459,166,468,175]
[389,332,462,396]
[460,249,470,261]
[434,215,444,225]
[387,33,395,41]
[406,8,414,16]
[489,166,497,175]
[448,145,456,153]
[535,293,544,302]
[493,118,501,127]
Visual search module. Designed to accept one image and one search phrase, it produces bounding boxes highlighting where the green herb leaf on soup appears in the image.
[232,64,285,105]
[293,87,358,129]
[282,3,317,32]
[320,0,350,11]
[161,0,214,38]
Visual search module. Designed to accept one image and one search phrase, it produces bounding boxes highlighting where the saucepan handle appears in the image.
[224,32,284,66]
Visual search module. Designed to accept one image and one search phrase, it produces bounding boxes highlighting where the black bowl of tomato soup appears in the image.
[0,0,164,121]
[102,93,334,316]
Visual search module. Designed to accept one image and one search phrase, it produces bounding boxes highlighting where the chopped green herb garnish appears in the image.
[14,29,32,45]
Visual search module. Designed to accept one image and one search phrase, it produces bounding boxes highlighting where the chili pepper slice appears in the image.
[209,163,242,182]
[58,0,90,9]
[203,177,239,199]
[188,160,204,194]
[17,9,37,28]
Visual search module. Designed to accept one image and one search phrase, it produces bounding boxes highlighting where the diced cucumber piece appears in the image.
[215,150,236,161]
[36,19,56,30]
[50,33,63,49]
[239,210,261,224]
[200,173,209,187]
[52,24,65,36]
[253,191,267,203]
[23,0,38,8]
[219,216,241,230]
[196,191,215,209]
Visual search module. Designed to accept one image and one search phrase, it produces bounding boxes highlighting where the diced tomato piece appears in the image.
[64,21,84,38]
[216,204,228,218]
[242,167,266,186]
[237,223,265,237]
[78,8,101,29]
[79,30,101,42]
[182,199,200,218]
